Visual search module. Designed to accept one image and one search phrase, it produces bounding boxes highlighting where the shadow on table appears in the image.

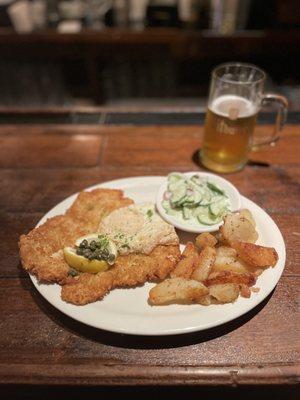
[22,275,275,350]
[2,383,300,400]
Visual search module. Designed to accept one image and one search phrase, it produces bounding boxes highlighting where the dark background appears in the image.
[0,0,300,110]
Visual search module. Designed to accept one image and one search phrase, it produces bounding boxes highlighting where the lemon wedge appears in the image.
[63,247,109,274]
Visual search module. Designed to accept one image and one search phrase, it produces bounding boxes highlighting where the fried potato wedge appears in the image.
[149,277,209,305]
[191,246,216,282]
[195,232,218,250]
[231,241,278,268]
[205,271,256,287]
[209,283,240,304]
[170,242,198,279]
[220,212,258,244]
[212,246,251,274]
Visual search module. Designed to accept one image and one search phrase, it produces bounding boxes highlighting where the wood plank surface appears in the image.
[0,122,299,387]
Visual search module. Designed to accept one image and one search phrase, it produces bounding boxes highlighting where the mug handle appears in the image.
[252,93,288,148]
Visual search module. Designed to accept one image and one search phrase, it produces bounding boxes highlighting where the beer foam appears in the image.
[209,95,258,119]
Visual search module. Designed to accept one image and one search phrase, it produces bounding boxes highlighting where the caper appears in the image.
[80,239,88,248]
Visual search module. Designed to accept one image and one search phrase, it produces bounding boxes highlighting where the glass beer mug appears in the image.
[200,63,288,173]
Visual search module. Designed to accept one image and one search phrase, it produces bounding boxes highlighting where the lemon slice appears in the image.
[63,247,109,274]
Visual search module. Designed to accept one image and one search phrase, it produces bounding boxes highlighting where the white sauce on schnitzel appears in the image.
[98,203,179,255]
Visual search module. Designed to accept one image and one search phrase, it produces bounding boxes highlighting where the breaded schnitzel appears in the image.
[19,189,133,283]
[19,188,181,305]
[61,245,181,305]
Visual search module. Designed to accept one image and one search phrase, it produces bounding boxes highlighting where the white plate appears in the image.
[156,171,241,233]
[30,176,286,336]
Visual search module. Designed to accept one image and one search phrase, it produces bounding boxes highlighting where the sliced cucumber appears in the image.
[166,207,181,216]
[195,207,216,225]
[190,174,202,185]
[200,189,212,205]
[162,200,181,216]
[164,173,229,226]
[210,198,229,216]
[183,206,194,220]
[171,184,187,204]
[168,172,184,184]
[168,180,184,192]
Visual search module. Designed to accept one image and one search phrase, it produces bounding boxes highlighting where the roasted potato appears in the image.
[195,232,218,250]
[170,242,198,279]
[239,209,256,227]
[231,241,278,268]
[191,246,216,282]
[212,246,250,274]
[149,278,209,305]
[209,283,239,304]
[205,271,256,287]
[220,212,258,244]
[239,284,251,298]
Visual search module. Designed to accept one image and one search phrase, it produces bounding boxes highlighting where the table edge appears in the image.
[0,363,299,386]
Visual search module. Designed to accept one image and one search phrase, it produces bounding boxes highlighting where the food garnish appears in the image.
[162,173,230,225]
[63,234,117,274]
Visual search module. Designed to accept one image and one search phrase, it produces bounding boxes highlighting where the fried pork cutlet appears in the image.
[61,245,181,305]
[19,189,133,283]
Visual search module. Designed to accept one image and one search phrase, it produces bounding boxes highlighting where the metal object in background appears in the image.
[209,0,251,35]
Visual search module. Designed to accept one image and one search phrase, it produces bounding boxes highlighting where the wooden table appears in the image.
[0,115,299,395]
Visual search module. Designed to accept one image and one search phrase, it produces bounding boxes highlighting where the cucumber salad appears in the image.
[162,173,231,225]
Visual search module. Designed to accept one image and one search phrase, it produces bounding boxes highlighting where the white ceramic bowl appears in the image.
[156,171,241,233]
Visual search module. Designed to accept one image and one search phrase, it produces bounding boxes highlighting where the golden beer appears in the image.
[201,95,258,173]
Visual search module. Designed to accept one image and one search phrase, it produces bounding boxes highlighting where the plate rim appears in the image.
[30,176,286,336]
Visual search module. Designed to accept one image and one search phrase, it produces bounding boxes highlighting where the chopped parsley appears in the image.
[147,209,153,218]
[68,269,79,277]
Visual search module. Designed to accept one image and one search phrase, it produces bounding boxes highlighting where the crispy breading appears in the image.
[148,277,209,305]
[66,188,133,232]
[19,189,133,283]
[230,241,278,268]
[170,242,198,279]
[61,245,181,305]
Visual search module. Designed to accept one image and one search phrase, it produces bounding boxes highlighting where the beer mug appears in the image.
[200,62,288,173]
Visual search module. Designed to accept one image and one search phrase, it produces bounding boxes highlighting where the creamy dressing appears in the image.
[98,203,179,255]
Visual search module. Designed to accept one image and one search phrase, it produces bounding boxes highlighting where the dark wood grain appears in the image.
[0,132,102,168]
[0,277,299,385]
[0,121,299,387]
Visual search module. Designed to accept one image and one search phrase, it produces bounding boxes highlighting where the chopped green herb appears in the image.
[207,182,224,195]
[147,209,153,218]
[68,269,79,277]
